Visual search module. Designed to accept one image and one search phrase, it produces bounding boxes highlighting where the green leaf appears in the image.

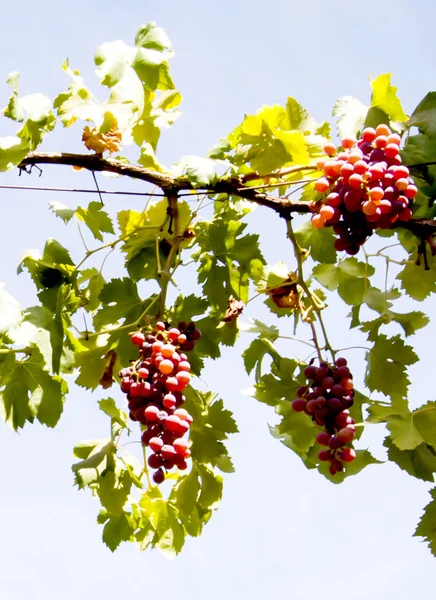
[295,221,337,263]
[408,92,436,137]
[97,465,132,515]
[102,512,135,552]
[49,201,76,223]
[338,277,366,306]
[196,464,223,510]
[370,74,408,122]
[0,347,67,430]
[365,335,418,398]
[333,96,368,139]
[171,155,219,187]
[271,409,318,456]
[184,388,237,469]
[174,469,200,515]
[413,402,436,447]
[95,22,175,106]
[0,72,56,170]
[243,338,276,376]
[77,268,106,312]
[98,398,129,429]
[171,294,209,323]
[397,260,436,301]
[385,438,436,482]
[76,201,115,242]
[414,488,436,557]
[93,278,144,330]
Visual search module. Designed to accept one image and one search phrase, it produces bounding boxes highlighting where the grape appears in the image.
[161,344,175,358]
[311,127,416,252]
[318,450,332,461]
[291,398,306,412]
[328,397,342,412]
[324,143,337,156]
[314,178,331,193]
[304,365,317,379]
[148,453,164,469]
[337,448,356,463]
[312,214,326,229]
[316,431,331,446]
[153,468,165,484]
[173,439,190,457]
[337,427,356,444]
[131,331,145,346]
[328,436,343,450]
[174,408,193,423]
[119,321,200,483]
[159,359,174,375]
[149,437,164,452]
[322,376,335,390]
[291,359,359,475]
[121,377,131,393]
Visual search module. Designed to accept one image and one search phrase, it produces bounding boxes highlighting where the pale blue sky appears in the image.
[1,2,436,599]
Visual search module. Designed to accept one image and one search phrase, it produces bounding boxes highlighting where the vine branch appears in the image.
[17,153,436,237]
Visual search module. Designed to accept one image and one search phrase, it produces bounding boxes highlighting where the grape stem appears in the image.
[156,191,183,320]
[0,347,31,355]
[142,444,152,488]
[75,221,167,272]
[81,295,159,339]
[286,219,336,363]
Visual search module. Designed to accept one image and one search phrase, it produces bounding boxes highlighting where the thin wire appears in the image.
[0,183,167,197]
[0,183,223,199]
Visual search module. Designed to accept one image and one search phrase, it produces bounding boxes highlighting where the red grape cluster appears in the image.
[119,321,201,484]
[291,357,357,475]
[311,124,417,255]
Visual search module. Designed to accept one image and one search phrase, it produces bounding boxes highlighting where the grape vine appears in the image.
[0,21,436,558]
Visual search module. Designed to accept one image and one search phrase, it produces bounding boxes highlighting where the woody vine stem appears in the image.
[286,219,335,363]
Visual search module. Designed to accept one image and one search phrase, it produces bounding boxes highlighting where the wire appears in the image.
[0,184,167,197]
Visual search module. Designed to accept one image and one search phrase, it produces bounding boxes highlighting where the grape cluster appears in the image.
[291,357,357,475]
[119,321,201,484]
[311,124,417,255]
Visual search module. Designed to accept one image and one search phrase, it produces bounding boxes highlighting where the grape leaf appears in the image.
[385,438,436,482]
[414,487,436,557]
[397,260,436,301]
[295,221,337,263]
[98,398,129,429]
[76,201,115,241]
[49,201,76,223]
[102,511,136,552]
[365,334,418,398]
[184,388,237,468]
[408,92,436,137]
[0,347,67,429]
[333,96,368,139]
[413,402,436,447]
[271,408,318,455]
[93,278,144,330]
[370,73,408,122]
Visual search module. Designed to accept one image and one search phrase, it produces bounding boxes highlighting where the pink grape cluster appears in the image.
[291,358,357,475]
[119,321,201,484]
[311,124,417,255]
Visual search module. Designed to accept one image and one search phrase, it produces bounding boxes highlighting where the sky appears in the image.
[1,1,436,599]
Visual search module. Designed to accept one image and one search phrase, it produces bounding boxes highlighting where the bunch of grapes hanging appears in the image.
[119,321,201,484]
[311,124,417,255]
